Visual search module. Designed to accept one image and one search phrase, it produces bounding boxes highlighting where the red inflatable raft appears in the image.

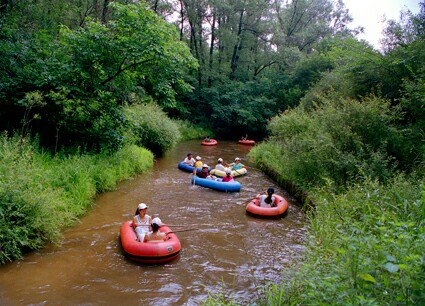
[120,221,181,264]
[238,139,255,145]
[201,139,218,146]
[246,194,288,217]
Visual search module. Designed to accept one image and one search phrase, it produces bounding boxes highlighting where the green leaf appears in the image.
[359,273,376,283]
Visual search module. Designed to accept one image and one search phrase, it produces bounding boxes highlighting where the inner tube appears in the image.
[201,139,218,146]
[178,162,211,173]
[210,168,247,177]
[246,194,288,217]
[120,221,181,264]
[191,176,241,192]
[238,140,255,145]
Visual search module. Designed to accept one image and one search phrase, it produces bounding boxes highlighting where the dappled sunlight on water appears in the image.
[0,140,307,305]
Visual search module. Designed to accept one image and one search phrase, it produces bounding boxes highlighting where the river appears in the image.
[0,140,307,305]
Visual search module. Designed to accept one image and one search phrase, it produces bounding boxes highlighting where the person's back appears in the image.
[145,217,166,242]
[258,187,276,208]
[221,175,233,182]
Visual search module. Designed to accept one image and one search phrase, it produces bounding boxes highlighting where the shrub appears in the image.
[124,103,180,156]
[250,95,407,189]
[174,119,213,141]
[264,176,425,305]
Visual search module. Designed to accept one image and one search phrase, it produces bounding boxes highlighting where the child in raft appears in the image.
[221,169,234,182]
[133,203,152,242]
[144,217,166,242]
[257,188,277,208]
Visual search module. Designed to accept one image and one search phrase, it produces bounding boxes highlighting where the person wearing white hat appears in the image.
[145,217,166,242]
[132,203,152,242]
[215,157,229,172]
[230,157,245,171]
[193,156,203,169]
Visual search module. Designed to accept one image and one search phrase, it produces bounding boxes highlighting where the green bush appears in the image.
[124,103,180,156]
[0,134,153,263]
[174,119,213,141]
[264,176,425,305]
[249,95,407,189]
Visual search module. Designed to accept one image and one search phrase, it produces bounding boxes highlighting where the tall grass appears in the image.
[0,134,153,263]
[263,177,424,305]
[124,103,181,156]
[174,119,214,140]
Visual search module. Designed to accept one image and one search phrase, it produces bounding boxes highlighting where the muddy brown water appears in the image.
[0,140,307,305]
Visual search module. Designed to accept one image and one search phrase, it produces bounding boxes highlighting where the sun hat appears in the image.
[235,157,241,161]
[225,169,231,174]
[202,164,209,168]
[196,156,201,160]
[138,203,148,210]
[151,217,162,227]
[218,158,223,162]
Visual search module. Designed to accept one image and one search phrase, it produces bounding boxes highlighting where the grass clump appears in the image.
[0,134,153,263]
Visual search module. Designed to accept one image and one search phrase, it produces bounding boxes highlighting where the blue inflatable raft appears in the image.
[190,176,241,192]
[178,162,211,173]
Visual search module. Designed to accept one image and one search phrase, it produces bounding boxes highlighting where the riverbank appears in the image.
[0,134,154,263]
[246,143,424,304]
[241,95,425,304]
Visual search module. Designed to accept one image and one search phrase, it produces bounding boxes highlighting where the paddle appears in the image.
[165,228,201,234]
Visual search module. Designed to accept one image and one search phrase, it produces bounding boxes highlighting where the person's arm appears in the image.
[132,216,139,229]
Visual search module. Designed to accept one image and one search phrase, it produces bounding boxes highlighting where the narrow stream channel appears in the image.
[0,140,307,305]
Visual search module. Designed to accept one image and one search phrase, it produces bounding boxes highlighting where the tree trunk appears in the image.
[101,0,109,24]
[179,0,184,40]
[230,9,244,80]
[208,11,216,87]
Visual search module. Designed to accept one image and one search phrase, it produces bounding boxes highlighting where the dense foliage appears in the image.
[0,134,153,263]
[124,103,181,156]
[0,2,197,150]
[243,4,425,305]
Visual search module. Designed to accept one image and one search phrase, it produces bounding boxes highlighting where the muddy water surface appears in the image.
[0,140,307,305]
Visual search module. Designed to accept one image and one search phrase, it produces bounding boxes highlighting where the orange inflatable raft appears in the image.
[238,139,255,145]
[246,194,288,217]
[201,139,218,146]
[120,221,181,264]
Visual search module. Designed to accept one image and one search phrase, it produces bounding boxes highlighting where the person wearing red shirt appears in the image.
[221,169,234,182]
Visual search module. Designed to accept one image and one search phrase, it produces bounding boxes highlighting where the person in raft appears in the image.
[215,158,229,171]
[204,136,211,142]
[183,153,195,166]
[144,217,166,242]
[241,134,248,141]
[230,157,246,171]
[221,169,234,182]
[257,188,277,208]
[196,164,216,180]
[133,203,152,242]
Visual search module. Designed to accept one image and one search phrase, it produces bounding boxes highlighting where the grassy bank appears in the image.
[250,151,424,304]
[0,134,153,263]
[242,95,425,304]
